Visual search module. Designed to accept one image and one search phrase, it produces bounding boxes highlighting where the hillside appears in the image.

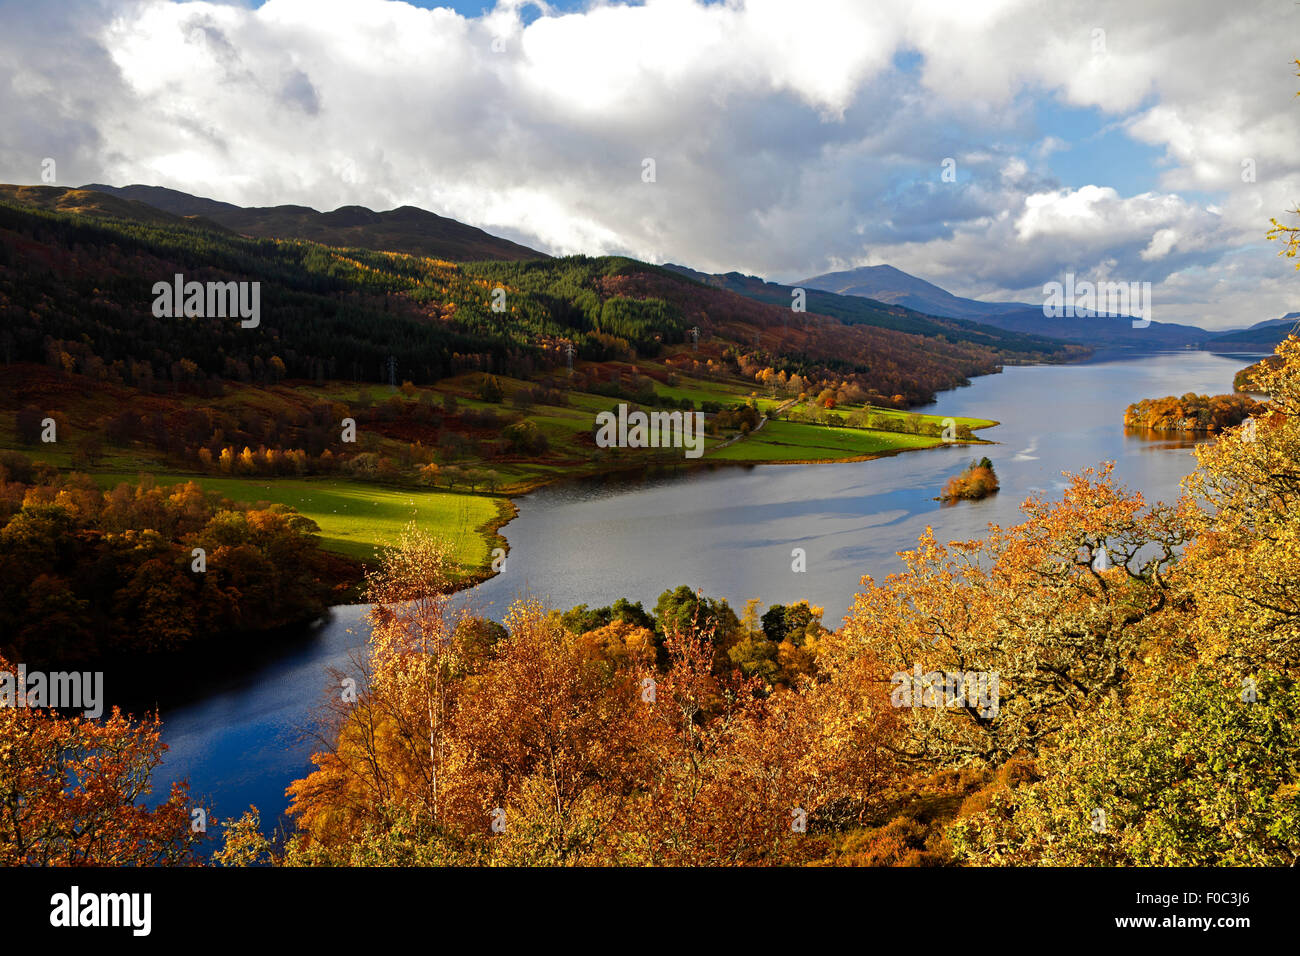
[960,306,1212,349]
[800,263,1215,349]
[0,184,230,232]
[0,194,1012,607]
[801,264,1028,318]
[1203,314,1300,350]
[0,187,1076,385]
[81,183,545,262]
[666,264,1085,362]
[0,193,1072,407]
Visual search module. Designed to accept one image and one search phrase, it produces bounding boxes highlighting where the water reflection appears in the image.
[154,349,1268,841]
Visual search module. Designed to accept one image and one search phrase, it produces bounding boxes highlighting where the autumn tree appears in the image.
[632,620,895,864]
[0,658,201,865]
[950,667,1300,865]
[837,463,1193,767]
[286,525,459,853]
[939,456,999,502]
[441,599,650,864]
[948,179,1300,865]
[1184,335,1300,673]
[284,554,896,865]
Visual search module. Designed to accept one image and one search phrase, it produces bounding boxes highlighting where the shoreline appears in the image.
[378,414,1003,610]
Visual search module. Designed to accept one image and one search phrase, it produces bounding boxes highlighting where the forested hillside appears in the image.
[0,192,1014,669]
[0,195,1065,405]
[668,263,1086,360]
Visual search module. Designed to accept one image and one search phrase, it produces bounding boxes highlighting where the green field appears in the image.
[5,364,999,573]
[16,370,991,483]
[654,378,779,411]
[709,419,939,461]
[91,472,504,570]
[708,401,995,463]
[839,405,994,431]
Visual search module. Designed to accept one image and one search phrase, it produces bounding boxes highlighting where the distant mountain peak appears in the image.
[797,261,1234,349]
[799,264,1032,319]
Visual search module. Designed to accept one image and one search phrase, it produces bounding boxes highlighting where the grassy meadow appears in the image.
[90,471,507,571]
[2,358,996,583]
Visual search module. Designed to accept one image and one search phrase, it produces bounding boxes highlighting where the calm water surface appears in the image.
[462,349,1258,624]
[150,349,1264,840]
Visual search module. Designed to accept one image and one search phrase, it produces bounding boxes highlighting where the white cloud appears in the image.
[0,0,1297,328]
[1015,186,1197,244]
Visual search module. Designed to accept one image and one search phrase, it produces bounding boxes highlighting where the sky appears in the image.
[1,0,1297,329]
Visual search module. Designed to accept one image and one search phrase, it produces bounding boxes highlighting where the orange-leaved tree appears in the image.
[836,463,1194,767]
[0,655,200,865]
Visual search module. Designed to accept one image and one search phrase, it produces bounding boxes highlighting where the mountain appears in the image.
[80,183,545,262]
[800,264,1213,349]
[0,194,1076,407]
[800,264,1030,319]
[965,308,1215,349]
[0,184,230,232]
[665,264,1086,362]
[1204,313,1300,350]
[1250,313,1300,330]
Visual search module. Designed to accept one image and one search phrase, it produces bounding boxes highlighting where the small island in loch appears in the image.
[937,456,999,502]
